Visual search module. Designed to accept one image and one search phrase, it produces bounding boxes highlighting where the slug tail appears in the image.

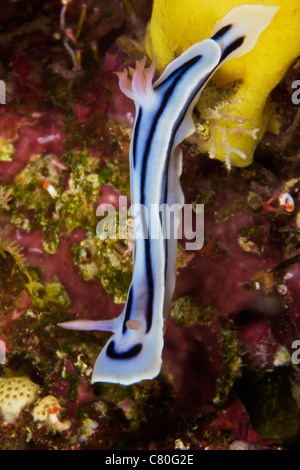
[58,319,117,332]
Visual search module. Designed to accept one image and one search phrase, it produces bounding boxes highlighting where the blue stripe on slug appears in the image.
[58,5,279,385]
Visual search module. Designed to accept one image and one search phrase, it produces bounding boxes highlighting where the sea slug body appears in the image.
[59,5,278,385]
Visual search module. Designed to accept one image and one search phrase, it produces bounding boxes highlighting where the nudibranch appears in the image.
[146,0,300,168]
[59,5,278,385]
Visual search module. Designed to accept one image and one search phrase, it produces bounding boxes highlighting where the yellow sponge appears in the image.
[0,377,39,424]
[145,0,300,167]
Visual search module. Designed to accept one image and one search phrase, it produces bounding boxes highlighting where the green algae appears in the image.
[95,372,177,447]
[6,151,100,251]
[237,368,299,439]
[0,223,69,310]
[3,144,133,301]
[0,232,71,386]
[62,370,81,401]
[25,271,70,309]
[0,222,28,273]
[0,139,14,162]
[0,252,27,316]
[214,324,243,406]
[71,235,132,304]
[170,295,217,327]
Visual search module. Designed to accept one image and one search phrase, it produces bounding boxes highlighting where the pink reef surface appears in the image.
[0,0,300,451]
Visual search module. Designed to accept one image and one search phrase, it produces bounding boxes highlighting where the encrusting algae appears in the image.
[145,0,300,168]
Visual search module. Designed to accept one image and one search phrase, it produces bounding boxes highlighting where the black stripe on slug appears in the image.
[211,24,232,40]
[154,55,203,92]
[106,340,142,359]
[122,286,133,334]
[145,237,154,333]
[221,36,245,61]
[132,108,142,168]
